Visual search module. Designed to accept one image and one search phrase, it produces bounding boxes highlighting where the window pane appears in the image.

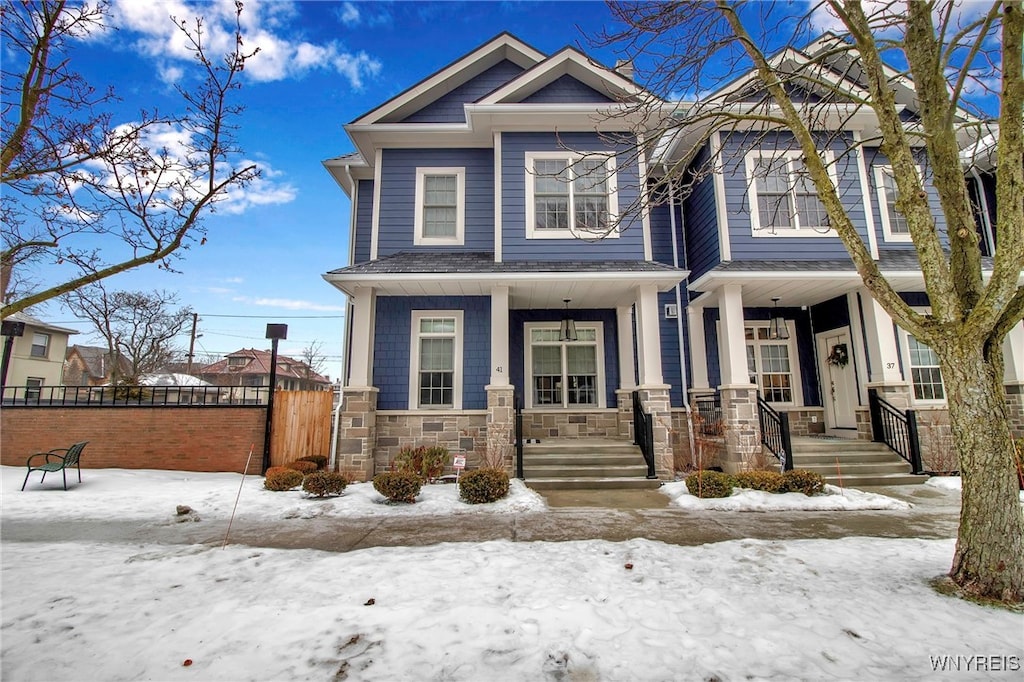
[424,175,456,205]
[881,172,910,234]
[760,345,791,373]
[573,158,607,194]
[420,318,456,334]
[795,193,828,229]
[531,329,561,343]
[566,345,597,374]
[535,197,569,229]
[532,345,562,375]
[908,337,944,400]
[574,196,608,230]
[567,375,597,406]
[534,159,569,194]
[575,329,597,342]
[757,194,792,229]
[420,370,453,406]
[420,338,453,371]
[30,333,49,358]
[424,206,456,237]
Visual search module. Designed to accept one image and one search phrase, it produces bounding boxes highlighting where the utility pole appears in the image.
[185,313,199,376]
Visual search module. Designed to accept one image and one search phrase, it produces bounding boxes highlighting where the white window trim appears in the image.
[745,149,839,237]
[873,164,919,243]
[413,167,465,246]
[896,310,946,405]
[523,321,607,409]
[524,152,619,240]
[744,320,804,407]
[409,310,464,410]
[30,332,50,358]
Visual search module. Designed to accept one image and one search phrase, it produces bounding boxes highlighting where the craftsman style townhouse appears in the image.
[323,33,1023,481]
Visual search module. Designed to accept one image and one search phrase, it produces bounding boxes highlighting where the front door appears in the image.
[816,328,858,432]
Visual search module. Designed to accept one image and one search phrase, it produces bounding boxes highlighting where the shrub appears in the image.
[264,467,304,491]
[459,468,510,504]
[782,469,826,496]
[733,469,786,493]
[286,460,317,474]
[303,471,348,497]
[684,470,735,499]
[373,471,422,503]
[297,455,328,470]
[394,445,450,482]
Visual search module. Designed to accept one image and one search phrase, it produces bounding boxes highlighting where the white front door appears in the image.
[816,328,858,432]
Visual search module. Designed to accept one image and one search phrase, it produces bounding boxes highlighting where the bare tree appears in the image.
[595,0,1023,602]
[299,341,328,380]
[1,0,259,313]
[62,283,193,383]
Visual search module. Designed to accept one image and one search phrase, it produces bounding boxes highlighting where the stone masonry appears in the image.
[335,387,379,481]
[719,386,761,473]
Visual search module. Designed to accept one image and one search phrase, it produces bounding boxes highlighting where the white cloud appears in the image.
[157,63,184,85]
[231,296,346,312]
[339,2,361,26]
[108,0,382,89]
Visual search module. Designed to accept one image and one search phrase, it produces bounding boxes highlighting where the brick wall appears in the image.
[2,407,266,474]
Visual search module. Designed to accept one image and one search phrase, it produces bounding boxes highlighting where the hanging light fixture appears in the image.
[768,297,790,340]
[559,299,578,342]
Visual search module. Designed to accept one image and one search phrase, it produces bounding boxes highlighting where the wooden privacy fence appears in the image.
[270,390,333,467]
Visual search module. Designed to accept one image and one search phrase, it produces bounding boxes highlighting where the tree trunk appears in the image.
[944,338,1024,602]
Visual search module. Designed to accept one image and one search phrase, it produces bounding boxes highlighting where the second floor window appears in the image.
[874,165,914,241]
[30,333,50,358]
[414,167,464,245]
[745,151,835,235]
[525,153,619,239]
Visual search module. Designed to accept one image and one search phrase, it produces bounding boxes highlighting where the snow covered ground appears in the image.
[3,467,1022,681]
[661,481,912,512]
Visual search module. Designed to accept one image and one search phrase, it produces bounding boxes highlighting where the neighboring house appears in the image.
[322,33,1023,481]
[200,348,331,391]
[63,345,132,386]
[2,312,77,396]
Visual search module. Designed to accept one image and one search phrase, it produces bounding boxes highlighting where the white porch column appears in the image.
[1003,320,1024,386]
[348,287,376,388]
[617,305,636,390]
[858,291,904,384]
[489,286,510,387]
[717,284,750,387]
[687,304,710,391]
[635,284,664,386]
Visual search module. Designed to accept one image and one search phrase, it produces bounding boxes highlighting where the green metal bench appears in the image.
[21,441,88,491]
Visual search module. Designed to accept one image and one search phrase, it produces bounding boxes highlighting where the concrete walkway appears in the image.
[2,483,961,553]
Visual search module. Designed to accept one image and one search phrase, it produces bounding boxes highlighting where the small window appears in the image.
[228,356,248,367]
[409,311,463,409]
[30,333,50,358]
[26,377,43,400]
[414,168,464,245]
[745,151,837,236]
[525,153,619,239]
[874,165,916,242]
[907,336,945,401]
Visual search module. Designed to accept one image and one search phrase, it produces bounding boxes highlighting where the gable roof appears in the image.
[65,345,130,379]
[201,348,330,384]
[352,32,545,125]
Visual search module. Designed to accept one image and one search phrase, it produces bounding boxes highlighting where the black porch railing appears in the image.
[693,393,724,436]
[1,385,270,407]
[631,390,658,479]
[514,391,524,480]
[757,394,793,471]
[868,389,924,474]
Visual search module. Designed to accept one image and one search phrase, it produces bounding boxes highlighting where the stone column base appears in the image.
[335,387,379,481]
[615,389,635,441]
[485,385,516,473]
[719,385,760,473]
[636,385,672,479]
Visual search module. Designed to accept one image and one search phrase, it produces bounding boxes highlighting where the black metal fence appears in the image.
[868,389,924,474]
[757,395,793,471]
[514,391,524,479]
[1,385,270,407]
[631,390,658,479]
[693,393,724,436]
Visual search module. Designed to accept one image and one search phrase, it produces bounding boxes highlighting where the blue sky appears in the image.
[31,0,643,380]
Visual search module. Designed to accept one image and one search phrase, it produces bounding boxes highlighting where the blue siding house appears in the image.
[323,33,1023,483]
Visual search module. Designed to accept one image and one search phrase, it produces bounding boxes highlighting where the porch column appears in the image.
[485,286,515,474]
[634,284,672,478]
[615,305,637,440]
[717,284,760,473]
[687,304,712,396]
[1004,320,1024,437]
[336,286,378,481]
[858,290,911,411]
[489,286,510,387]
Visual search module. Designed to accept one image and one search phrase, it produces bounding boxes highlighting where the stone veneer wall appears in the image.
[520,409,620,440]
[1006,385,1024,438]
[783,408,827,437]
[373,411,488,475]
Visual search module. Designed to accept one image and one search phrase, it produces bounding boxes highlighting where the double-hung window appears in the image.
[905,335,945,402]
[30,333,50,358]
[410,311,462,409]
[874,165,914,242]
[745,151,836,235]
[414,167,464,245]
[525,324,605,408]
[745,324,799,404]
[525,153,618,239]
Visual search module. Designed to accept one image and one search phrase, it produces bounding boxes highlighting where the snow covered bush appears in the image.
[286,460,317,474]
[264,467,304,491]
[302,471,348,497]
[459,468,510,504]
[782,469,825,496]
[733,470,785,493]
[684,470,734,498]
[373,471,422,503]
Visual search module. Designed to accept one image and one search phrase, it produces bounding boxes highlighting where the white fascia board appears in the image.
[351,35,545,125]
[477,49,649,105]
[322,156,368,196]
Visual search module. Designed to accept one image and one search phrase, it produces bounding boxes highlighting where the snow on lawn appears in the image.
[3,537,1022,681]
[926,475,1024,502]
[661,481,912,511]
[1,466,547,522]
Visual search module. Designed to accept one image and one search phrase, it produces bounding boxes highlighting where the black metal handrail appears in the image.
[757,395,793,471]
[1,385,270,407]
[631,390,658,479]
[868,389,923,474]
[693,393,724,436]
[514,391,524,479]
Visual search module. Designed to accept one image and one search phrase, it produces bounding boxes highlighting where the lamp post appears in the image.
[1,320,26,395]
[263,323,288,474]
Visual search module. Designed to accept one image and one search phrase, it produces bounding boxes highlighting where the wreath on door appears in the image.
[827,343,849,368]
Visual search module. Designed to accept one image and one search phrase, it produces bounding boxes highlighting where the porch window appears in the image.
[745,151,836,235]
[745,325,796,404]
[30,332,50,358]
[525,153,619,239]
[907,336,945,401]
[410,311,463,409]
[414,167,464,245]
[526,324,605,408]
[873,165,914,242]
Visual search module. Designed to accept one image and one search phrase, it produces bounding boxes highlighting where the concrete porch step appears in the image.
[523,453,641,466]
[520,438,654,490]
[794,461,916,477]
[523,464,651,478]
[525,477,662,491]
[792,452,903,465]
[823,473,929,487]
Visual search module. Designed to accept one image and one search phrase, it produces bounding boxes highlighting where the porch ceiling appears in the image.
[688,271,929,307]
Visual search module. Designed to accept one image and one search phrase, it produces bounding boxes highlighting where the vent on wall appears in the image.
[664,303,678,319]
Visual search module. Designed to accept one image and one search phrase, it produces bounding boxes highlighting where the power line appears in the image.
[199,313,345,319]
